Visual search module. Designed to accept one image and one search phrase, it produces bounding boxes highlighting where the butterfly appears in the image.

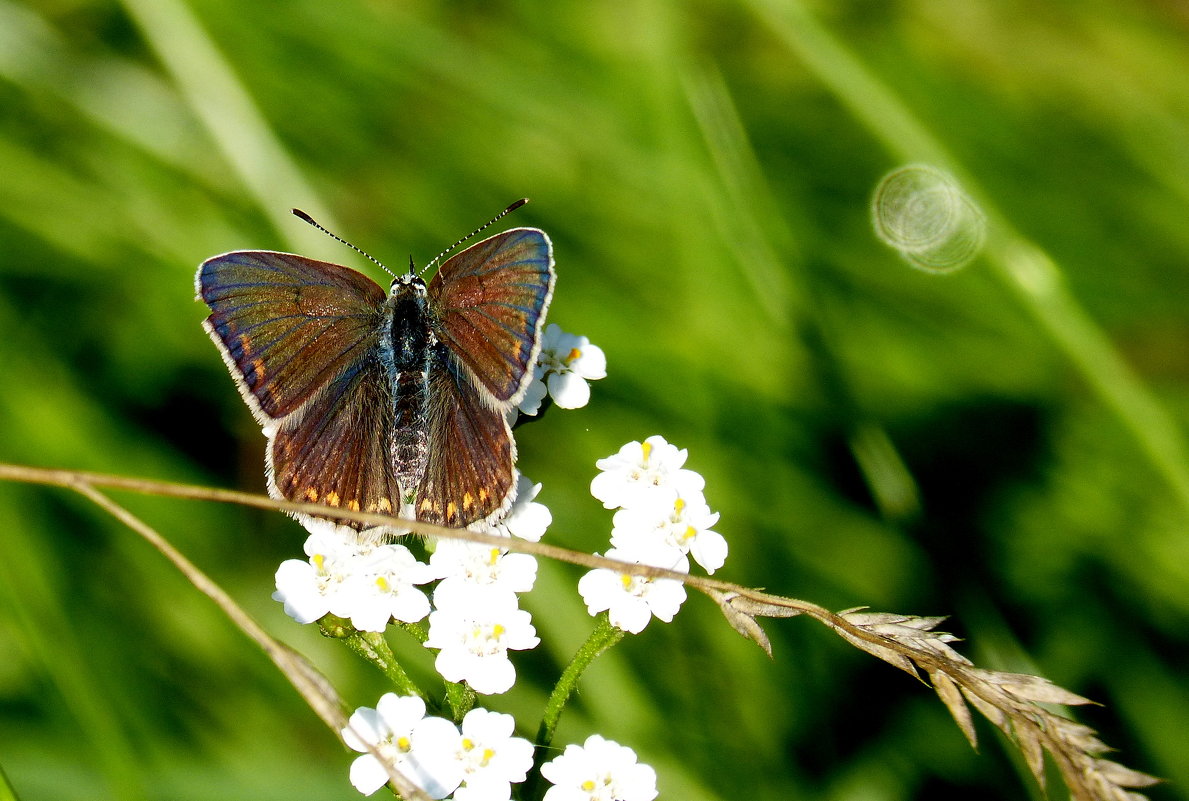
[196,210,555,532]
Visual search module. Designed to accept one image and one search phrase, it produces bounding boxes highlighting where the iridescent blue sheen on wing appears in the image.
[198,251,386,419]
[428,228,555,403]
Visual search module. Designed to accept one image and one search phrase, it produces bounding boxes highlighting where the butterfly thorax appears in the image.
[379,276,435,507]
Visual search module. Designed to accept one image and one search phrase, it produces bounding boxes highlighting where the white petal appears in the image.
[349,601,394,633]
[577,569,619,614]
[574,342,607,379]
[387,588,433,624]
[689,530,729,573]
[376,694,427,731]
[547,371,591,409]
[434,647,470,685]
[453,778,514,801]
[542,786,587,801]
[589,471,628,509]
[516,376,547,415]
[349,754,391,795]
[342,707,386,752]
[609,597,652,633]
[643,581,687,622]
[465,655,518,695]
[408,717,465,798]
[273,560,329,624]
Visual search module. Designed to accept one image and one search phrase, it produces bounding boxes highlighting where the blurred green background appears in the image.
[1,0,1187,799]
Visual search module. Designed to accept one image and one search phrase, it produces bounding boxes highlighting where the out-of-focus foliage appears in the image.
[0,0,1186,799]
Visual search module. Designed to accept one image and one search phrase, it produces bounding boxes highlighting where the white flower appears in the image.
[347,544,438,631]
[424,584,540,694]
[449,708,535,801]
[429,539,538,597]
[540,734,658,801]
[489,475,552,542]
[519,324,607,414]
[341,694,463,798]
[590,436,705,511]
[577,543,688,634]
[272,527,364,624]
[611,494,728,574]
[273,528,434,631]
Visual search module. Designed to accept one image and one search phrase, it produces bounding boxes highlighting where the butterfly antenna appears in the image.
[291,208,397,279]
[421,198,529,276]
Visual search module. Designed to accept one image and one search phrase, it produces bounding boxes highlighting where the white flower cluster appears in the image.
[343,694,533,798]
[274,325,602,691]
[517,324,607,415]
[580,435,727,634]
[274,327,668,801]
[343,694,657,801]
[273,474,549,695]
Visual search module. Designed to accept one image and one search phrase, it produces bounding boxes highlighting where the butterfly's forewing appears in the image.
[413,350,516,525]
[269,354,405,528]
[428,228,555,404]
[198,251,386,421]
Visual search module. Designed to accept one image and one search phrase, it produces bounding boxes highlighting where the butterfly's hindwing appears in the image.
[412,347,515,525]
[269,352,405,527]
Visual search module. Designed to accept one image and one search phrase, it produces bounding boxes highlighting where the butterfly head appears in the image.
[390,270,427,294]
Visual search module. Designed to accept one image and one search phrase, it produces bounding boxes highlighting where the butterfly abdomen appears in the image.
[381,279,434,506]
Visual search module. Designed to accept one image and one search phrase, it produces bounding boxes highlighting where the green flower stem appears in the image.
[524,614,625,801]
[444,681,477,723]
[537,613,625,749]
[394,619,475,720]
[342,628,425,700]
[396,620,428,644]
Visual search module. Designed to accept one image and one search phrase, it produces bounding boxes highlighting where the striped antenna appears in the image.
[291,208,397,279]
[421,198,529,276]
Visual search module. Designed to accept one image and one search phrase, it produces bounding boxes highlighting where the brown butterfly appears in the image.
[197,211,554,532]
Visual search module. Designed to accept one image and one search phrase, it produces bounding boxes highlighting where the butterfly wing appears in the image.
[427,228,555,404]
[197,251,387,421]
[412,349,516,526]
[269,353,406,528]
